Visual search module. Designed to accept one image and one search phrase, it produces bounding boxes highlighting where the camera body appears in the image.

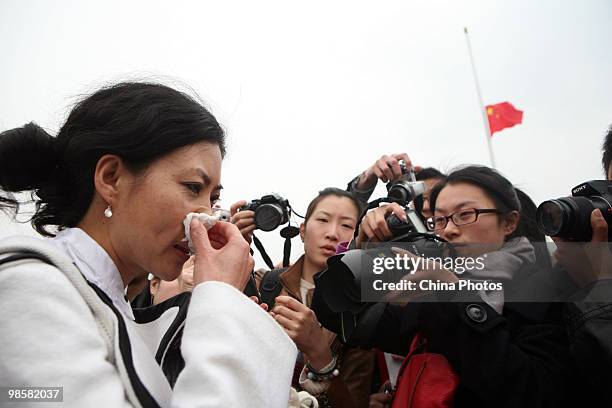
[242,193,290,232]
[536,180,612,241]
[382,210,449,259]
[386,160,426,205]
[362,206,445,255]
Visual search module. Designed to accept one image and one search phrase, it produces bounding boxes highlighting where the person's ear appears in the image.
[93,154,129,208]
[149,278,160,297]
[299,222,306,242]
[503,211,520,237]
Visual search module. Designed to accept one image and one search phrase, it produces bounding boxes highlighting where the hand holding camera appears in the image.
[357,152,413,189]
[537,180,612,286]
[230,200,256,243]
[239,194,290,232]
[357,202,408,247]
[552,209,612,286]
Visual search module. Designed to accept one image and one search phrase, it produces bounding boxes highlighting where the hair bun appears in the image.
[0,122,60,192]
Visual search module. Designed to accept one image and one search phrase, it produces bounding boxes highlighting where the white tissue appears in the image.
[182,212,223,252]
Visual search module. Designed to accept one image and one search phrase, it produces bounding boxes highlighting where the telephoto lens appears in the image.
[536,180,612,241]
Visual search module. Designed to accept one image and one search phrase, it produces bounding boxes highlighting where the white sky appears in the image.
[1,0,611,268]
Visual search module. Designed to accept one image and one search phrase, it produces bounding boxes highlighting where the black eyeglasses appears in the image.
[426,208,501,231]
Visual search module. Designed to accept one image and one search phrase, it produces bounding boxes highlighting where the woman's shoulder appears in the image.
[0,235,94,314]
[0,252,93,316]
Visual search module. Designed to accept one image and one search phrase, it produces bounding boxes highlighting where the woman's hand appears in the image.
[230,200,256,244]
[190,219,254,291]
[369,382,393,408]
[357,153,413,189]
[271,296,334,370]
[357,202,407,248]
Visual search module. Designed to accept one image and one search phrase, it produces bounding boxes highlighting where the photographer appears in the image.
[238,188,376,408]
[558,126,612,405]
[350,166,572,407]
[346,152,445,219]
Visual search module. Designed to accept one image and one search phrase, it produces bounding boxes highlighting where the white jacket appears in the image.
[0,230,297,407]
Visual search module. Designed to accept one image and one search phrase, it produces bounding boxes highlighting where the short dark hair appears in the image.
[413,167,446,217]
[0,82,225,236]
[415,167,445,181]
[429,165,521,239]
[602,124,612,178]
[304,188,364,224]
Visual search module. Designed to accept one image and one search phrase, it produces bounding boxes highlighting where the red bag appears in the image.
[391,334,459,408]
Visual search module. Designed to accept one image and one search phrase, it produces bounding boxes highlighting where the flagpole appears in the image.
[464,27,496,169]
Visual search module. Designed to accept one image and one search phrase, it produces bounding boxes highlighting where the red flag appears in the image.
[486,102,523,136]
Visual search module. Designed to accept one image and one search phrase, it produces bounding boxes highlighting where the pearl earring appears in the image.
[104,205,113,218]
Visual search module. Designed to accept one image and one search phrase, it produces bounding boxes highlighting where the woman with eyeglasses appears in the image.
[353,165,572,408]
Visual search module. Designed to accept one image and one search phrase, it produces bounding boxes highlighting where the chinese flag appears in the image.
[486,102,523,136]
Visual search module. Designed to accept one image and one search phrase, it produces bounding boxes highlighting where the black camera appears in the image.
[386,160,426,205]
[359,207,447,259]
[241,193,290,232]
[312,197,451,344]
[537,180,612,242]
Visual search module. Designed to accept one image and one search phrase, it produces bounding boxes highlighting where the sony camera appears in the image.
[386,160,426,205]
[536,180,612,241]
[241,193,290,232]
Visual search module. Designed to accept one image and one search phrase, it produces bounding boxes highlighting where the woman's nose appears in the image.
[326,225,340,240]
[193,204,212,215]
[441,220,460,240]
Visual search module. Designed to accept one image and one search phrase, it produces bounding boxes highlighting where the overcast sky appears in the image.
[1,0,611,267]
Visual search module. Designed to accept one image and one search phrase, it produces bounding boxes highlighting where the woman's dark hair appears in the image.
[429,165,521,240]
[0,82,225,236]
[514,188,553,268]
[304,188,364,224]
[602,124,612,177]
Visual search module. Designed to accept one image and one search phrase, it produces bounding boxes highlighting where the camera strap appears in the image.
[259,267,288,309]
[252,226,300,270]
[252,235,275,270]
[280,226,300,267]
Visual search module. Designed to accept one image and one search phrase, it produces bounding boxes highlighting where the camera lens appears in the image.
[255,203,284,232]
[536,200,567,236]
[537,196,609,241]
[387,182,412,204]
